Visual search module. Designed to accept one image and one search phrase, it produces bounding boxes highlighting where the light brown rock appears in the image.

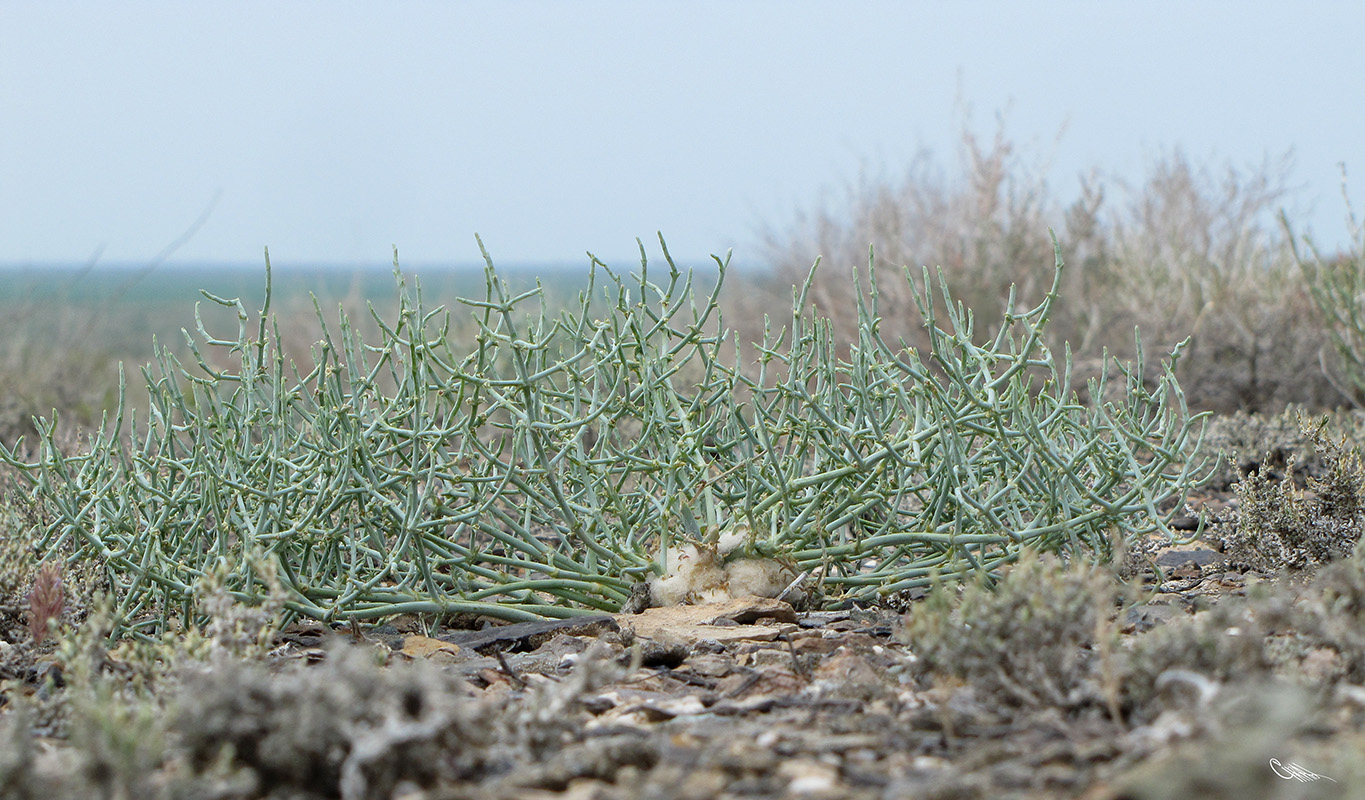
[614,596,799,645]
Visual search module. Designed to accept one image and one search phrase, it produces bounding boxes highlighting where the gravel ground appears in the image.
[8,406,1365,799]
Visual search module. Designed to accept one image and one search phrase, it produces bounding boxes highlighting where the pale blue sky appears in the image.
[1,2,1361,269]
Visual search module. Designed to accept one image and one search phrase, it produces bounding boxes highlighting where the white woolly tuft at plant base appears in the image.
[0,233,1213,638]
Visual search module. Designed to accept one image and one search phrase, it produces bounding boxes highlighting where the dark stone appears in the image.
[435,614,619,653]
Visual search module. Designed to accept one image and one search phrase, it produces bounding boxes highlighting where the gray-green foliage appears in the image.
[1290,184,1365,403]
[900,551,1121,712]
[1216,418,1365,572]
[173,648,488,799]
[0,235,1209,635]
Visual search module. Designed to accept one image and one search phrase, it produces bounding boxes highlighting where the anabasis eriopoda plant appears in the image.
[0,233,1210,637]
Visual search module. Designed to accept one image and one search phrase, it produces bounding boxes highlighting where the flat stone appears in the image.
[436,615,619,653]
[796,610,852,629]
[1124,602,1184,633]
[615,596,799,645]
[399,634,464,662]
[1155,548,1224,568]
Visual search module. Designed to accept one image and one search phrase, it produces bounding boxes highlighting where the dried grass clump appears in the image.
[25,563,63,645]
[1290,178,1365,406]
[761,124,1061,354]
[900,552,1122,713]
[3,582,527,800]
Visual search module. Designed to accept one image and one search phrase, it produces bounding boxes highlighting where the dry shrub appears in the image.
[1289,551,1365,684]
[1289,178,1365,406]
[897,550,1284,724]
[1216,416,1365,572]
[759,122,1336,413]
[1120,595,1281,719]
[173,647,489,800]
[1199,406,1342,491]
[900,552,1123,714]
[760,125,1060,360]
[1106,153,1328,412]
[171,642,631,800]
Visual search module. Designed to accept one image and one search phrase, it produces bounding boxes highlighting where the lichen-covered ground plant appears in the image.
[0,234,1209,638]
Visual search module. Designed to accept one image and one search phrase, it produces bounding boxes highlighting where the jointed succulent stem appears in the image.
[0,233,1211,636]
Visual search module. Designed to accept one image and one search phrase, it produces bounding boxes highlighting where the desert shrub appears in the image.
[1101,152,1322,412]
[1216,417,1365,571]
[760,123,1333,413]
[0,633,636,800]
[900,551,1123,713]
[1282,548,1365,684]
[1120,545,1365,710]
[1289,179,1365,406]
[1198,406,1353,491]
[172,640,630,799]
[897,548,1293,723]
[759,125,1062,373]
[1119,594,1281,720]
[0,239,1209,635]
[173,646,489,800]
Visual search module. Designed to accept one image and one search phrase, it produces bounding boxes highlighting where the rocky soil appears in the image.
[3,536,1365,800]
[5,409,1365,799]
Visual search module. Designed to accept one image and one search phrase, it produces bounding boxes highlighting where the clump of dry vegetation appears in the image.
[897,548,1279,726]
[1198,405,1359,491]
[172,648,489,799]
[757,123,1344,414]
[0,596,644,800]
[1290,177,1365,402]
[1218,425,1365,571]
[900,552,1124,715]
